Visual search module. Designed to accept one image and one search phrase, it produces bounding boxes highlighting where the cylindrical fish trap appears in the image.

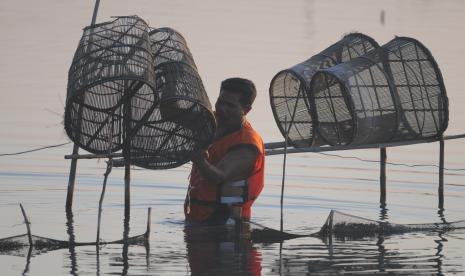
[384,37,448,141]
[309,36,448,146]
[269,33,379,147]
[65,16,157,154]
[129,28,215,169]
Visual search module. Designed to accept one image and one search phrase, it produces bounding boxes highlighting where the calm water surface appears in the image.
[1,0,465,275]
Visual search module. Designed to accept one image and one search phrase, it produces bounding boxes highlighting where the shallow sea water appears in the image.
[1,0,465,275]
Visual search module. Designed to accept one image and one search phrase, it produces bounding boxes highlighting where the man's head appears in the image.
[215,78,257,130]
[220,78,257,108]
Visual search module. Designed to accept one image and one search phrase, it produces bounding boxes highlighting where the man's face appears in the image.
[215,90,248,129]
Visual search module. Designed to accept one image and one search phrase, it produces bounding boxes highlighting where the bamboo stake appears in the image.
[380,147,387,206]
[145,207,152,242]
[124,163,131,220]
[280,116,288,233]
[123,80,132,239]
[66,143,79,211]
[97,160,113,244]
[23,246,32,275]
[19,203,33,247]
[96,107,114,245]
[439,138,445,209]
[65,0,102,212]
[91,0,101,26]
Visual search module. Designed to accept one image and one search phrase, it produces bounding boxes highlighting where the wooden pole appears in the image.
[91,0,101,26]
[66,143,79,212]
[19,203,33,247]
[123,80,132,226]
[438,138,444,209]
[145,207,152,241]
[122,161,130,275]
[65,0,101,212]
[23,246,32,275]
[124,163,131,219]
[280,116,288,233]
[97,160,112,244]
[145,207,151,267]
[380,147,387,206]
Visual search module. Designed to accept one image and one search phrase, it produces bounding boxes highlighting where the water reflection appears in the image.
[272,231,448,275]
[96,245,101,276]
[122,215,130,275]
[184,222,262,275]
[376,235,387,273]
[22,246,32,276]
[65,210,78,276]
[64,209,150,276]
[379,202,389,221]
[437,207,447,224]
[3,210,461,275]
[434,233,445,276]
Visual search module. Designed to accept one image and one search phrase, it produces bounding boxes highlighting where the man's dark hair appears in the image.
[220,77,257,107]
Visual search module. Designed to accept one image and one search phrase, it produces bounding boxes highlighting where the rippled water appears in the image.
[1,0,465,275]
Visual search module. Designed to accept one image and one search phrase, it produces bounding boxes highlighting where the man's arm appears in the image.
[192,144,258,186]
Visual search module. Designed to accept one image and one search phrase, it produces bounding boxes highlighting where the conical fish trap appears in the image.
[65,16,157,154]
[129,28,215,169]
[269,33,379,147]
[309,37,448,146]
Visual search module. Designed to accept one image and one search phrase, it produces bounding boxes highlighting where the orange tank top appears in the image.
[185,121,265,222]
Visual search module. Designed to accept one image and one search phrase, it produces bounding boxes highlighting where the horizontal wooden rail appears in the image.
[264,133,465,156]
[64,134,465,160]
[65,152,123,160]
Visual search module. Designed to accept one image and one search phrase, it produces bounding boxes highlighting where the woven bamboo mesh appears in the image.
[269,33,379,147]
[65,16,157,154]
[318,210,464,239]
[64,17,215,169]
[386,37,448,142]
[309,37,448,146]
[0,232,148,257]
[128,27,215,169]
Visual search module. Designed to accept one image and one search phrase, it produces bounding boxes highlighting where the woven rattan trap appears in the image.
[309,36,448,146]
[269,33,379,148]
[64,16,215,169]
[129,27,215,169]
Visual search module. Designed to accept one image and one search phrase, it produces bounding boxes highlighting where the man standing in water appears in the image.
[184,78,265,225]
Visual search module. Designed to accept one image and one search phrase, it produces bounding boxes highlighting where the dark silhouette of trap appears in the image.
[64,16,215,170]
[63,15,215,245]
[270,34,448,147]
[269,33,379,148]
[65,16,157,154]
[128,28,215,169]
[267,33,455,227]
[310,36,448,146]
